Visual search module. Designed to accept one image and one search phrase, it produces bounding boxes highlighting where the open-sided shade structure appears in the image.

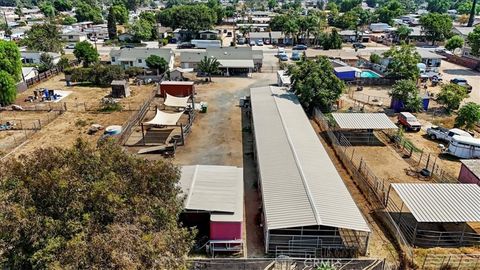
[144,109,183,126]
[391,183,480,223]
[331,113,398,130]
[164,93,190,108]
[250,86,370,257]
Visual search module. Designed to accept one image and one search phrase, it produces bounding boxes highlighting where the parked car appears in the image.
[291,50,301,60]
[292,44,307,50]
[279,53,288,61]
[264,39,271,45]
[277,47,286,56]
[237,37,246,44]
[398,112,421,132]
[120,45,134,49]
[65,43,75,49]
[249,40,255,46]
[445,135,480,159]
[177,42,194,49]
[426,126,472,141]
[450,77,473,93]
[353,43,366,49]
[256,40,264,46]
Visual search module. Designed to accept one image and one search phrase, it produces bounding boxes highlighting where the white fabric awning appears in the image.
[144,109,183,126]
[164,93,190,108]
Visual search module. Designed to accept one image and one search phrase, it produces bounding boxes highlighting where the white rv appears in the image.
[445,135,480,159]
[369,23,391,33]
[191,39,222,48]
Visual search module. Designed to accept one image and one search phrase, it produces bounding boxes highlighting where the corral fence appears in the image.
[189,257,389,270]
[0,110,64,160]
[419,253,480,270]
[313,108,413,262]
[115,89,157,145]
[377,131,459,184]
[348,90,392,108]
[25,60,80,88]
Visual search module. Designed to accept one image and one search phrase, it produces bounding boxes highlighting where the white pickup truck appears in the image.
[426,126,472,142]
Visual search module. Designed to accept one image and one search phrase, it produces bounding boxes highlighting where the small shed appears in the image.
[159,81,195,98]
[459,160,480,185]
[111,80,130,98]
[179,165,244,255]
[334,66,361,81]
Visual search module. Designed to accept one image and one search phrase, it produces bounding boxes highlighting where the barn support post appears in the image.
[460,223,467,244]
[180,124,185,146]
[141,123,145,145]
[397,202,404,224]
[412,222,418,246]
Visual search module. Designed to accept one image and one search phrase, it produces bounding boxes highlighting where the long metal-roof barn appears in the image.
[249,86,370,258]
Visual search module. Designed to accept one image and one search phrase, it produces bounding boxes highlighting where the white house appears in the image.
[21,50,61,65]
[109,48,175,70]
[60,31,88,42]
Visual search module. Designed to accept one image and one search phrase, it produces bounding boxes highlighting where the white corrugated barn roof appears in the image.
[331,113,398,130]
[180,165,243,222]
[250,86,370,232]
[392,183,480,223]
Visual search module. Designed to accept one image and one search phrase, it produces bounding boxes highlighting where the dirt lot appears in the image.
[1,74,155,158]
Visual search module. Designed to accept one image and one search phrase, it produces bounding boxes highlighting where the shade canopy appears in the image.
[164,93,190,108]
[331,113,398,130]
[144,109,183,126]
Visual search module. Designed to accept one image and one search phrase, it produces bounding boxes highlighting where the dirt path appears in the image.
[311,120,400,266]
[174,73,277,257]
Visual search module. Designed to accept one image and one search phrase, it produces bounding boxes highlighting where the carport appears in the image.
[331,113,398,145]
[218,59,254,76]
[386,183,480,247]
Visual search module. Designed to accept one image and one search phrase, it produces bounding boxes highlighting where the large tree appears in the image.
[0,139,194,269]
[107,6,117,40]
[112,4,129,24]
[383,44,421,80]
[389,79,422,112]
[22,23,62,53]
[0,40,22,81]
[53,0,72,11]
[396,25,413,42]
[158,4,217,36]
[375,0,404,25]
[73,41,99,67]
[426,0,451,13]
[39,2,55,17]
[455,102,480,130]
[197,56,220,82]
[288,56,345,112]
[445,35,465,51]
[437,83,469,112]
[75,1,103,24]
[146,55,168,75]
[0,70,17,106]
[467,25,480,57]
[131,18,153,41]
[420,13,453,46]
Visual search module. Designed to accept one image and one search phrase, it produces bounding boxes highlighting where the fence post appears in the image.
[38,119,41,130]
[421,254,428,269]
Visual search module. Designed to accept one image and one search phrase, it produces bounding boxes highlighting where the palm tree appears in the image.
[198,56,220,82]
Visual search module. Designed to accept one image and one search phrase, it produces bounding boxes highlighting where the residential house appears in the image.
[110,48,175,70]
[198,30,219,40]
[83,24,109,40]
[60,31,88,42]
[338,30,371,43]
[180,47,264,75]
[21,50,61,65]
[71,21,94,31]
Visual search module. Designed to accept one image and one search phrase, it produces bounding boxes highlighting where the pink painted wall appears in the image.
[458,164,480,185]
[210,221,242,240]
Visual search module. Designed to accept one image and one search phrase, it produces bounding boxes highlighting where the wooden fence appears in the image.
[24,60,80,88]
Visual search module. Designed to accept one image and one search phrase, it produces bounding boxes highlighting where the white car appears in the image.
[65,43,75,49]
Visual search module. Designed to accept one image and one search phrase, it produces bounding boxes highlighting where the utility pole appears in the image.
[467,0,478,27]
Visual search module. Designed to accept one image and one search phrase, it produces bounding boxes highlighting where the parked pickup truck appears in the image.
[426,126,472,142]
[398,112,421,132]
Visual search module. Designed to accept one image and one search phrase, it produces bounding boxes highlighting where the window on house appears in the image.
[112,57,115,62]
[138,59,142,63]
[68,35,73,39]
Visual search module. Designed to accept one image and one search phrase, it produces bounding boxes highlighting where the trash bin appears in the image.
[201,104,208,113]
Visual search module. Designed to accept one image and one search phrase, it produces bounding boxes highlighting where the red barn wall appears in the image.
[160,84,195,97]
[210,221,242,241]
[458,164,480,185]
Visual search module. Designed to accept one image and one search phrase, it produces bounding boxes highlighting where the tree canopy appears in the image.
[107,6,117,40]
[112,4,129,24]
[455,102,480,130]
[0,139,194,269]
[383,44,421,80]
[437,83,469,112]
[426,0,451,13]
[158,4,217,35]
[467,25,480,57]
[75,1,103,24]
[0,40,22,81]
[21,23,63,53]
[288,56,345,113]
[73,41,99,67]
[197,56,220,82]
[445,35,465,51]
[130,18,153,41]
[0,70,17,106]
[389,79,422,112]
[146,55,168,75]
[375,0,404,24]
[420,13,453,45]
